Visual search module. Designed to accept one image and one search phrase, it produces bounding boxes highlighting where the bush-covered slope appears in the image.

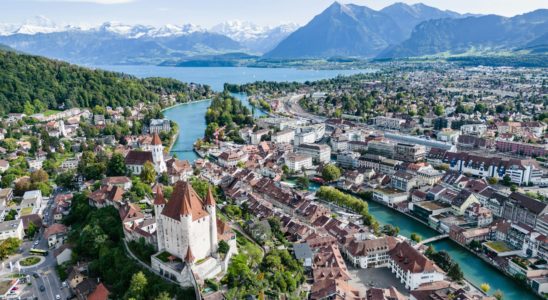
[0,50,211,115]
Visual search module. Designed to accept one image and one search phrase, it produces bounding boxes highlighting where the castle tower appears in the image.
[205,187,218,255]
[184,245,195,265]
[151,133,167,173]
[153,186,166,251]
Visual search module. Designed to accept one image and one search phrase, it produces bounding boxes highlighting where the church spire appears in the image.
[205,186,216,206]
[152,132,162,146]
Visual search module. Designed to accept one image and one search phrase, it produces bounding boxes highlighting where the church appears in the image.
[151,180,237,286]
[125,133,167,175]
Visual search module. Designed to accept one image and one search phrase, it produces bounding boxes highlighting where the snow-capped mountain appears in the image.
[1,16,64,35]
[211,20,299,53]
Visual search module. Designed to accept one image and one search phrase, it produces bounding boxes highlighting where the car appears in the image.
[39,286,45,292]
[33,273,39,278]
[33,241,39,246]
[55,295,61,300]
[62,281,67,288]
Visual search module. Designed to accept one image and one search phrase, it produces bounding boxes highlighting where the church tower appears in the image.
[205,187,218,256]
[153,186,166,251]
[151,133,167,173]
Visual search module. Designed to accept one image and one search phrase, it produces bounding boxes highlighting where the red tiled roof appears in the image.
[162,181,209,221]
[152,133,162,146]
[87,282,110,300]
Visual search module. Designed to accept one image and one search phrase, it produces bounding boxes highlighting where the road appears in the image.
[4,190,70,300]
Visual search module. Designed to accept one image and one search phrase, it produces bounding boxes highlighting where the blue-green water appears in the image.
[366,200,539,300]
[96,65,369,91]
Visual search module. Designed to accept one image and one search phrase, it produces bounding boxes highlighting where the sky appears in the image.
[0,0,547,27]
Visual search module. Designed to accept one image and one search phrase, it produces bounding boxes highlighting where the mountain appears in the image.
[211,21,298,53]
[0,23,242,65]
[265,2,404,58]
[0,49,212,114]
[380,3,461,36]
[379,9,548,58]
[265,2,463,59]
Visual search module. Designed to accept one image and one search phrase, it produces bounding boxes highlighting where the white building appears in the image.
[272,129,295,144]
[0,219,24,240]
[217,150,248,167]
[344,236,398,269]
[286,154,313,172]
[297,143,331,164]
[250,129,270,145]
[375,116,405,130]
[294,131,316,146]
[148,119,171,134]
[388,242,445,290]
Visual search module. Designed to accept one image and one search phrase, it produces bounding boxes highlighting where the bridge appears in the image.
[414,234,449,248]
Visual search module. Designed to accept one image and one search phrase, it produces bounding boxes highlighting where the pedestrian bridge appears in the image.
[414,234,449,247]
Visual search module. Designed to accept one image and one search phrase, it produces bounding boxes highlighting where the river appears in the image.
[98,65,539,299]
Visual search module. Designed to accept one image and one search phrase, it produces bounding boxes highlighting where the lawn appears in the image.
[484,241,513,253]
[155,251,182,263]
[44,109,61,117]
[19,207,33,216]
[19,256,41,266]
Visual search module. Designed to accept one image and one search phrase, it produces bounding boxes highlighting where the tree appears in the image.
[434,104,445,116]
[218,240,230,255]
[447,263,464,282]
[107,153,127,176]
[410,233,422,243]
[127,271,148,300]
[154,292,171,300]
[295,177,309,190]
[30,169,49,183]
[502,175,512,186]
[322,164,341,182]
[480,283,490,293]
[487,177,498,185]
[382,225,399,236]
[510,184,518,192]
[140,161,156,184]
[493,290,503,300]
[26,221,38,238]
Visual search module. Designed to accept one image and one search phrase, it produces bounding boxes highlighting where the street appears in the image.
[1,190,70,300]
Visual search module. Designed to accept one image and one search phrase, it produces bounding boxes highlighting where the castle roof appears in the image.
[153,186,166,205]
[185,246,195,263]
[205,187,215,206]
[162,181,209,221]
[152,133,162,146]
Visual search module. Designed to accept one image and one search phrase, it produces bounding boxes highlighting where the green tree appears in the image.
[23,101,35,115]
[26,221,38,238]
[480,283,490,293]
[127,271,148,300]
[107,153,127,176]
[140,161,156,185]
[295,177,310,190]
[410,233,422,243]
[154,292,171,300]
[502,175,512,186]
[447,263,464,282]
[218,240,230,255]
[322,164,341,182]
[434,104,445,116]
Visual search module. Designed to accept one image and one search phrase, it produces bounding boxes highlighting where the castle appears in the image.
[152,180,236,286]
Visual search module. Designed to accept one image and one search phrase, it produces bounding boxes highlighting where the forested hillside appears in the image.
[0,50,212,115]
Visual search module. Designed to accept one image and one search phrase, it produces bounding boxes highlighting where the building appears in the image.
[272,129,295,144]
[344,236,398,269]
[375,116,405,130]
[388,242,445,290]
[0,188,13,207]
[293,243,313,268]
[21,190,42,211]
[391,171,418,192]
[217,150,248,168]
[297,143,331,164]
[337,151,360,169]
[394,143,426,163]
[294,130,316,146]
[368,140,395,158]
[154,182,218,262]
[503,192,548,227]
[496,140,547,157]
[0,219,24,240]
[44,223,68,249]
[373,189,409,208]
[125,133,166,174]
[147,119,171,134]
[286,154,313,172]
